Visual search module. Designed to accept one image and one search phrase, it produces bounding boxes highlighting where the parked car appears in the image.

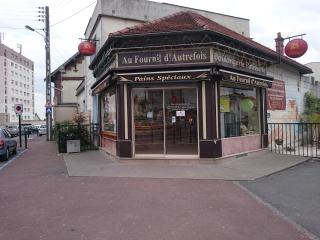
[0,128,17,161]
[38,125,47,136]
[6,125,19,137]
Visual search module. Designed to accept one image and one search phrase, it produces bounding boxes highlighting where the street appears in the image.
[0,137,318,240]
[241,159,320,238]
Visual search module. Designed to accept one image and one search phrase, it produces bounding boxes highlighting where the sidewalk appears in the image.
[64,150,310,180]
[0,137,316,240]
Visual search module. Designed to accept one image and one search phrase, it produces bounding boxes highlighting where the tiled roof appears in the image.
[110,11,274,53]
[110,11,311,73]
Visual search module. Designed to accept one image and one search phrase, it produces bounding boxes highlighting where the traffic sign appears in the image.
[14,104,23,115]
[46,107,52,114]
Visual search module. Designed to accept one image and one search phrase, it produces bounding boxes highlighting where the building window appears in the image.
[101,87,116,136]
[220,83,260,138]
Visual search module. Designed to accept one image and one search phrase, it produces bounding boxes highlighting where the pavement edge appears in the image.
[0,149,28,172]
[234,181,319,240]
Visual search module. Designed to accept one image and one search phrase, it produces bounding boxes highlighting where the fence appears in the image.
[55,123,100,153]
[268,123,320,158]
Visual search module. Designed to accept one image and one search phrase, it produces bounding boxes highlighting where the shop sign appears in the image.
[222,72,271,88]
[285,39,308,58]
[213,51,267,74]
[119,71,210,83]
[117,48,211,68]
[267,80,286,110]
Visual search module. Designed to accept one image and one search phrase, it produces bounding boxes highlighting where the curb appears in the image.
[235,182,319,240]
[0,149,28,172]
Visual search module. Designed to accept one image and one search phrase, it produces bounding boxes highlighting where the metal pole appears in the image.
[24,129,28,149]
[45,6,52,141]
[19,115,22,147]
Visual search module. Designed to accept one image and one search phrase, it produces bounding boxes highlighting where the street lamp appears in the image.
[25,6,52,141]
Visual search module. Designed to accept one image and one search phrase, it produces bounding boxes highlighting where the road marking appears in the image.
[0,149,28,172]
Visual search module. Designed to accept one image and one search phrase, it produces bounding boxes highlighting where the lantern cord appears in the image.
[51,1,96,27]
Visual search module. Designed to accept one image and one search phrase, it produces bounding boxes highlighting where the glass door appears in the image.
[133,89,164,154]
[133,88,198,156]
[165,89,198,155]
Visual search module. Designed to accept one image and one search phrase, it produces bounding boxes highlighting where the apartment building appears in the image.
[0,42,35,124]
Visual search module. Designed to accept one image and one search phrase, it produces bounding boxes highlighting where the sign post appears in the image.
[14,104,23,147]
[18,115,22,147]
[45,102,52,141]
[45,6,52,141]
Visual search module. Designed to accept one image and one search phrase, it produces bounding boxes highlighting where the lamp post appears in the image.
[25,6,52,141]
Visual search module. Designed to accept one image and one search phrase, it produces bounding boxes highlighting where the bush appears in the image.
[303,92,320,122]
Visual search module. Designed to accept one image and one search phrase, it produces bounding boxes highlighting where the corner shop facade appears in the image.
[90,12,274,159]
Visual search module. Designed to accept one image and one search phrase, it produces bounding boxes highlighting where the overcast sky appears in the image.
[0,0,319,119]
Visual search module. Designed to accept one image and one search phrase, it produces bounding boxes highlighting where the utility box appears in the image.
[66,140,81,153]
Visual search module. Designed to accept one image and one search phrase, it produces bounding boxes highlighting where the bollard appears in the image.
[24,130,28,149]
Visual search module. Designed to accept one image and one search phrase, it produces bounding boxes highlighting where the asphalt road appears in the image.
[241,159,320,238]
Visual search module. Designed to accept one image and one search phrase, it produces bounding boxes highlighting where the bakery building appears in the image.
[89,11,310,159]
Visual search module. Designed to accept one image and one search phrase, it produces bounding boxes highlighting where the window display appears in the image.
[101,87,116,135]
[220,84,260,138]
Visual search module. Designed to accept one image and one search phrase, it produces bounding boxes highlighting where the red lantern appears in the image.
[284,38,308,58]
[78,41,96,56]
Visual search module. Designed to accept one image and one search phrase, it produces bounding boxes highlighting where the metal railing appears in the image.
[268,123,320,158]
[54,123,100,153]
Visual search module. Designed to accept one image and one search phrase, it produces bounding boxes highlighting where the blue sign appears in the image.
[46,107,52,114]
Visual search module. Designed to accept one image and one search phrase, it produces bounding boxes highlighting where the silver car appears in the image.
[0,128,17,161]
[6,125,19,137]
[38,125,47,136]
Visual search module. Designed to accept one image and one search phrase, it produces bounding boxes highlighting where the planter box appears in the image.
[67,140,81,153]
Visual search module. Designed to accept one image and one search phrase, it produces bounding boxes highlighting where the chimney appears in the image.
[275,32,284,55]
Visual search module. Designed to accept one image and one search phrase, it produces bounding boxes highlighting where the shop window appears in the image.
[101,87,116,136]
[220,83,260,138]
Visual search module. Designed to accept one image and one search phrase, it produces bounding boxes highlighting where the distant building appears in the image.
[304,62,320,98]
[50,52,85,123]
[0,42,35,125]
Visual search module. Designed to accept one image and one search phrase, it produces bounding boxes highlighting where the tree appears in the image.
[303,92,320,122]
